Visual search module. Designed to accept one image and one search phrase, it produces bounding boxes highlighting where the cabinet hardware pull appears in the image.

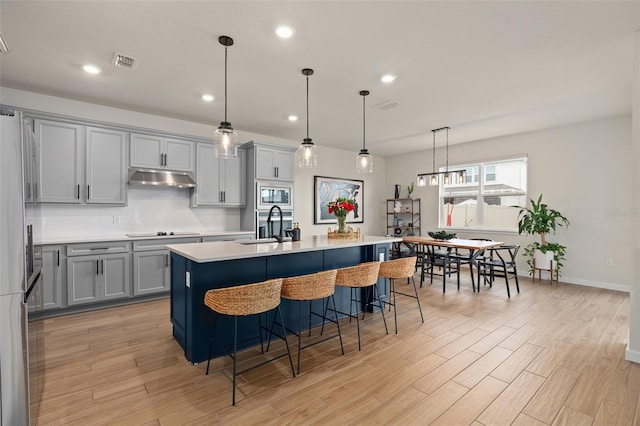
[87,184,90,200]
[90,247,109,251]
[57,250,60,267]
[165,253,169,267]
[27,183,31,200]
[222,191,225,203]
[160,153,164,167]
[96,259,99,275]
[77,184,80,199]
[101,259,104,275]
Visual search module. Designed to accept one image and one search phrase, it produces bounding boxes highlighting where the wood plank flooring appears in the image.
[37,270,640,425]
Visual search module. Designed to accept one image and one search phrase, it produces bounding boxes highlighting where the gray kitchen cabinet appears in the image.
[66,241,131,306]
[86,127,128,204]
[34,119,128,205]
[130,133,195,172]
[191,143,245,206]
[254,145,294,181]
[41,245,64,310]
[132,237,199,295]
[22,118,38,204]
[34,119,84,203]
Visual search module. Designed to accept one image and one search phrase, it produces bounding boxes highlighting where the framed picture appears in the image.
[314,176,364,224]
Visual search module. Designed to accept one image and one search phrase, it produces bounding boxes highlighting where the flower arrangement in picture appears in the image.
[327,197,356,233]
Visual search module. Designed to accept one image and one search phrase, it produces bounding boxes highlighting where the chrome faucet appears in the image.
[266,205,284,243]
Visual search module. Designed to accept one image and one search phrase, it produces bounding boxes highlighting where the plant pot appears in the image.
[534,249,556,271]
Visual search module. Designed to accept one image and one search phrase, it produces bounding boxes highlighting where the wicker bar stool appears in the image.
[268,269,343,374]
[204,278,295,406]
[330,262,387,351]
[379,256,424,334]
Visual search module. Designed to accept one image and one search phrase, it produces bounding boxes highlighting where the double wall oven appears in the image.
[255,181,294,238]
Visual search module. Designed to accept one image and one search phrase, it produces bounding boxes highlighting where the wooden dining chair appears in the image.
[476,245,520,297]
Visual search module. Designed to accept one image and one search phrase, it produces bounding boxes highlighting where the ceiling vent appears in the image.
[112,53,136,70]
[375,100,400,111]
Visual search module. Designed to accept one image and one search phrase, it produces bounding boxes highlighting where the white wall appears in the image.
[386,115,633,292]
[2,88,387,239]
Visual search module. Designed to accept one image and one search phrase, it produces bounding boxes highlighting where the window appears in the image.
[439,157,527,231]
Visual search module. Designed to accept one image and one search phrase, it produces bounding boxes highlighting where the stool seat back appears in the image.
[204,278,283,316]
[281,269,337,301]
[379,256,417,279]
[335,262,381,288]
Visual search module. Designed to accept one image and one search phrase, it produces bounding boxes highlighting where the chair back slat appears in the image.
[204,278,283,316]
[281,269,338,301]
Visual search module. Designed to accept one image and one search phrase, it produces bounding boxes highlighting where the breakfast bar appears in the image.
[167,235,401,364]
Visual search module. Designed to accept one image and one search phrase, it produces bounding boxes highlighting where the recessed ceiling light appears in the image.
[202,94,214,102]
[276,26,294,39]
[83,64,101,75]
[288,115,298,122]
[381,74,396,83]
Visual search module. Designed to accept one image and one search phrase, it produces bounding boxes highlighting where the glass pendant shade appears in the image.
[444,173,451,185]
[458,170,466,184]
[356,149,373,173]
[214,35,239,159]
[430,174,438,186]
[356,90,373,173]
[297,138,317,168]
[297,68,317,168]
[213,122,238,159]
[417,175,426,187]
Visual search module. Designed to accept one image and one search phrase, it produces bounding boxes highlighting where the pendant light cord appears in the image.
[362,95,366,150]
[306,74,309,140]
[432,131,436,173]
[224,46,228,123]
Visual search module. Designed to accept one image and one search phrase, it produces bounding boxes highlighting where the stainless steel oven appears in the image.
[256,210,294,239]
[256,182,293,209]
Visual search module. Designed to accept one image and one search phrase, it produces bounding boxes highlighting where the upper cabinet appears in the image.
[255,146,294,181]
[34,119,127,204]
[86,127,127,204]
[35,119,84,204]
[245,142,295,182]
[191,143,245,207]
[130,133,195,172]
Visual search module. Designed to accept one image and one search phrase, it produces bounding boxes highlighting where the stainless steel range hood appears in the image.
[128,169,197,188]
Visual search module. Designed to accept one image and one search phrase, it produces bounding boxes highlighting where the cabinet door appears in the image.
[133,251,170,295]
[221,149,245,205]
[35,119,84,203]
[192,143,222,206]
[22,120,37,204]
[130,133,163,169]
[164,138,195,172]
[42,246,63,310]
[86,127,127,204]
[255,146,277,180]
[67,256,100,306]
[274,149,294,181]
[102,253,130,300]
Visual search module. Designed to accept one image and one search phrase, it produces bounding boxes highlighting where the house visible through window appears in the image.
[439,157,527,231]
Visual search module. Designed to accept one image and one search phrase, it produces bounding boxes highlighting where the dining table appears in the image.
[402,236,504,291]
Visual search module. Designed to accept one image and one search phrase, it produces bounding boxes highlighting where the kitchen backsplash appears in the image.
[33,187,242,239]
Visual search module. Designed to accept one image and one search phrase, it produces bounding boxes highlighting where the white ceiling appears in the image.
[1,1,638,156]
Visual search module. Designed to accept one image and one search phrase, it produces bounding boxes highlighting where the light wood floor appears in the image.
[37,270,640,425]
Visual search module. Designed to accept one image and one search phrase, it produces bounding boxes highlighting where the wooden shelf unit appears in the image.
[387,198,421,258]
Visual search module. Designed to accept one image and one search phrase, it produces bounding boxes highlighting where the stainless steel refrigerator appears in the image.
[1,109,44,425]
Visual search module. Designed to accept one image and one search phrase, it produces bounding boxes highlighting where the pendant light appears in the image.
[213,35,239,159]
[417,127,466,186]
[297,68,317,168]
[356,90,373,173]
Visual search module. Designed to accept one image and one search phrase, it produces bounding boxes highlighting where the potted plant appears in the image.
[407,182,414,198]
[516,195,570,277]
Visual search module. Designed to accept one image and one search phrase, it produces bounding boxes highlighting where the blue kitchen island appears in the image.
[167,235,401,364]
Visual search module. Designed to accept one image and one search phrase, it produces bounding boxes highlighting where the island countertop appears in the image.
[166,235,402,263]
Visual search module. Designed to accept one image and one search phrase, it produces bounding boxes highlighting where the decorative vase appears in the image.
[336,215,347,233]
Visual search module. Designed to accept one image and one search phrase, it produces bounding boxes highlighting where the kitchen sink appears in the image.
[235,237,292,245]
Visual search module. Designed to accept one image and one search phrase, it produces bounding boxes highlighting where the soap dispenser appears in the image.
[291,222,301,242]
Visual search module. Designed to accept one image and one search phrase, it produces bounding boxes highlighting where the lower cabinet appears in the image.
[41,245,64,310]
[131,237,200,296]
[133,250,170,295]
[67,244,131,306]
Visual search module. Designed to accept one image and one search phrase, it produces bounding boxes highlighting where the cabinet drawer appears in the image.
[132,237,200,252]
[67,241,130,256]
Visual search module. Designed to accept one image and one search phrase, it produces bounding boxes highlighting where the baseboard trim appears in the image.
[626,345,640,364]
[550,276,630,293]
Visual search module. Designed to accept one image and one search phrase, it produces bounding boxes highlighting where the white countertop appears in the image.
[166,235,402,263]
[37,230,254,245]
